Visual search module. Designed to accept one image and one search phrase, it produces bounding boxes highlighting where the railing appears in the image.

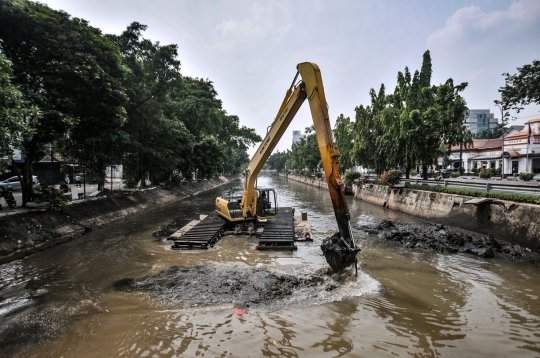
[400,178,540,197]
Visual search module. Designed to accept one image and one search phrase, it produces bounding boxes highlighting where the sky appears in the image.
[40,0,540,155]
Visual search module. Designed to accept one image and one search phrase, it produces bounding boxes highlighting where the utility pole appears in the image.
[494,100,509,179]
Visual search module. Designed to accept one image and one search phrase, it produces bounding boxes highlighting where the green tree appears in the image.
[0,0,127,203]
[286,143,301,170]
[166,76,260,178]
[378,92,404,173]
[333,114,354,173]
[351,51,471,180]
[191,137,225,179]
[107,22,192,186]
[499,60,540,114]
[0,54,38,174]
[267,150,290,172]
[215,112,261,174]
[296,126,321,172]
[351,85,387,177]
[392,52,471,179]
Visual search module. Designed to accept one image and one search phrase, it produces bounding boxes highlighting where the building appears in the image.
[506,125,524,136]
[450,138,504,172]
[503,119,540,175]
[292,130,305,145]
[449,119,540,175]
[465,109,498,134]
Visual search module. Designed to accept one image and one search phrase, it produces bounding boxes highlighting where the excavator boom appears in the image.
[216,62,360,271]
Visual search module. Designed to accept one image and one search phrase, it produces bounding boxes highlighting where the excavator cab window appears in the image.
[225,188,243,219]
[256,189,277,218]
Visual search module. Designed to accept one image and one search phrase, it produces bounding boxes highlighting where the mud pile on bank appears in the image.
[358,220,539,263]
[113,264,377,310]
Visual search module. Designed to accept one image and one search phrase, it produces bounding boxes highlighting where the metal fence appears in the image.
[401,178,540,197]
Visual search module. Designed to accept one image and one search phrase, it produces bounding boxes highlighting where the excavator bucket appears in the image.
[320,233,361,272]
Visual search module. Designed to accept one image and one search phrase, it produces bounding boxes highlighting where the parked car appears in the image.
[0,176,39,191]
[416,170,436,178]
[434,170,451,179]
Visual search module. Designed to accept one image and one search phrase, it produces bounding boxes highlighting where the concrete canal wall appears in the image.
[281,173,540,252]
[0,175,240,264]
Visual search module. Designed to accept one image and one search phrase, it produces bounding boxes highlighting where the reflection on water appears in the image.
[0,176,539,357]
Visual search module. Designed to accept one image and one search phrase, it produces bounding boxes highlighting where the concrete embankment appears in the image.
[281,173,540,252]
[0,176,240,264]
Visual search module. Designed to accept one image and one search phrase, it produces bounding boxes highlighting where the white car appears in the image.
[0,176,39,191]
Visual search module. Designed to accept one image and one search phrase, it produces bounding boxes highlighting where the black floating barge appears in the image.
[257,207,297,251]
[168,207,300,251]
[170,212,227,250]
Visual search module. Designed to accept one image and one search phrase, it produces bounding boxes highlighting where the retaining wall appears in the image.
[281,173,540,252]
[0,176,240,264]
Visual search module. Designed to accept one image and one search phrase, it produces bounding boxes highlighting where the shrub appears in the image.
[124,179,139,189]
[344,171,361,184]
[479,168,492,179]
[35,185,68,210]
[380,170,403,186]
[410,169,417,176]
[471,168,478,173]
[315,172,323,178]
[162,175,182,187]
[493,167,501,175]
[519,171,535,181]
[451,171,460,178]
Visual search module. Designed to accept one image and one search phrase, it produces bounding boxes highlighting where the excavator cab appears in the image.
[256,188,277,219]
[216,187,277,221]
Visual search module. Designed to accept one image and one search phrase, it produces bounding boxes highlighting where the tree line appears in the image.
[0,0,261,205]
[269,51,472,179]
[269,54,538,178]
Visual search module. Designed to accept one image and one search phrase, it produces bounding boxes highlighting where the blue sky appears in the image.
[40,0,540,154]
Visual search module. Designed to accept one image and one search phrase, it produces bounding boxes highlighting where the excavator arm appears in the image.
[216,62,360,271]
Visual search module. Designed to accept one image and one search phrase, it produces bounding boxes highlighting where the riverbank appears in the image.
[0,175,240,264]
[281,173,539,252]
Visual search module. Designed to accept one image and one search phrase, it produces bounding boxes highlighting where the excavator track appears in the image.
[258,207,297,251]
[171,212,227,250]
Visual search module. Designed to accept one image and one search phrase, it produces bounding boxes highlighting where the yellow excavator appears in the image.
[215,62,361,271]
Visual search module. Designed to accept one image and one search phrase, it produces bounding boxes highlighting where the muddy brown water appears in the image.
[1,176,539,357]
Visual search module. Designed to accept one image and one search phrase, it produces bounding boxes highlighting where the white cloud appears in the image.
[427,0,540,47]
[423,0,540,126]
[214,1,295,50]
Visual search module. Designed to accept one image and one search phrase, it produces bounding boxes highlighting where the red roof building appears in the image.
[449,119,540,175]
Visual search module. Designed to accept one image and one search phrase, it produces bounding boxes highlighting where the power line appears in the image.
[513,113,540,120]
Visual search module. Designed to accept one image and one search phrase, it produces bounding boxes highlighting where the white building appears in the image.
[503,119,540,175]
[450,120,540,175]
[292,130,305,145]
[105,165,123,179]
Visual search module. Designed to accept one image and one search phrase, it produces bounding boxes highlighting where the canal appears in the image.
[1,176,539,357]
